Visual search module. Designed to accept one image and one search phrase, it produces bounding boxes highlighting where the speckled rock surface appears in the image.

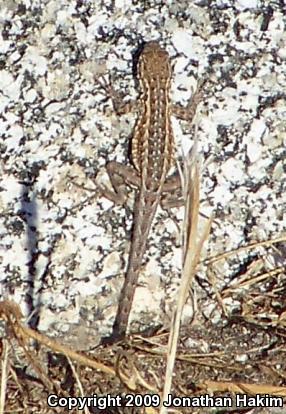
[0,0,285,348]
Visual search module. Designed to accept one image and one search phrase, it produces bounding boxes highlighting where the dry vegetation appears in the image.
[1,153,286,414]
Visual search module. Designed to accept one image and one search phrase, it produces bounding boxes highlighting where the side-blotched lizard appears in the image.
[105,41,202,337]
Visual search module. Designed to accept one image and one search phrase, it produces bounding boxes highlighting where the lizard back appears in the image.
[132,42,174,190]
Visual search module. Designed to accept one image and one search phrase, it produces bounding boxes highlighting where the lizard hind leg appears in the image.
[104,161,140,205]
[161,173,183,209]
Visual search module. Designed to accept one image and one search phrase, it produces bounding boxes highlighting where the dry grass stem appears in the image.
[161,142,212,413]
[0,339,9,414]
[205,235,286,265]
[0,301,118,378]
[66,356,90,414]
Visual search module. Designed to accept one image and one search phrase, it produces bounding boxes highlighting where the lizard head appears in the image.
[138,41,171,81]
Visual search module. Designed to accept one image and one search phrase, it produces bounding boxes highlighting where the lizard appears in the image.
[105,41,202,337]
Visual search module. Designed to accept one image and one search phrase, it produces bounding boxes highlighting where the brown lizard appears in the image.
[105,41,202,337]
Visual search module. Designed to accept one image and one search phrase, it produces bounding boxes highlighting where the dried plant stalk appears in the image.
[161,143,212,413]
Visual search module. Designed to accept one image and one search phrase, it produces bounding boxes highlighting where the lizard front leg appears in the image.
[172,79,205,122]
